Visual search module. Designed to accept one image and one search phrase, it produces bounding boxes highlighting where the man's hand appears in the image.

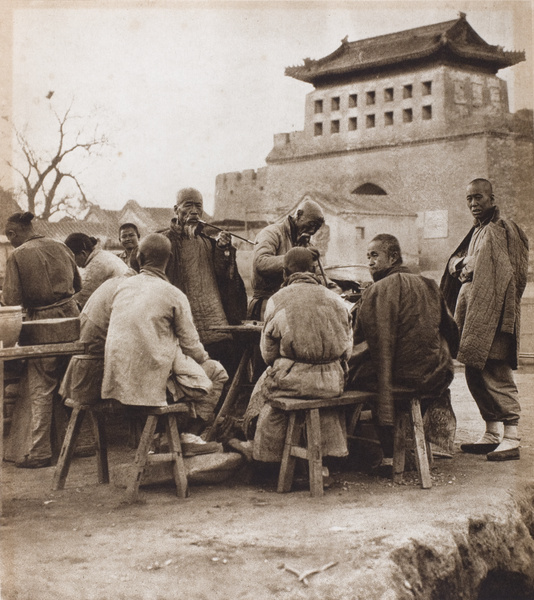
[216,231,232,248]
[306,245,320,261]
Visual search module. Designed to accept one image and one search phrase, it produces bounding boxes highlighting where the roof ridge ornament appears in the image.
[458,11,466,19]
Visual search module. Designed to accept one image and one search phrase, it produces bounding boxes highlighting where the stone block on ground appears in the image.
[111,451,244,487]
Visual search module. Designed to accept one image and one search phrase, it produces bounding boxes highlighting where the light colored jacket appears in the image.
[101,269,208,407]
[75,246,128,309]
[245,272,353,461]
[251,218,295,301]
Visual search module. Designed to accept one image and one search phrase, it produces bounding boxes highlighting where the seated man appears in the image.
[242,247,353,463]
[77,234,226,439]
[347,234,459,467]
[59,264,139,407]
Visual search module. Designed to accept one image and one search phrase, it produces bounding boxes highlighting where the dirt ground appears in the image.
[1,366,534,600]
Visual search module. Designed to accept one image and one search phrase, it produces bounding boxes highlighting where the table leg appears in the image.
[204,345,253,442]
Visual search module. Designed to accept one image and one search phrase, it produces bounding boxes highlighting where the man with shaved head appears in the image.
[242,247,353,463]
[249,199,325,320]
[441,178,529,461]
[101,234,226,435]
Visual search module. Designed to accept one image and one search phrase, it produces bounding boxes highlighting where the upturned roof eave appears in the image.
[286,42,524,84]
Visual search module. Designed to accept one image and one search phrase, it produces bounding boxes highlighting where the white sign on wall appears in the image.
[423,210,448,239]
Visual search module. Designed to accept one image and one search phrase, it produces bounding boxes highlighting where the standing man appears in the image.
[2,212,81,468]
[118,222,140,267]
[162,188,247,376]
[248,200,325,320]
[441,179,529,461]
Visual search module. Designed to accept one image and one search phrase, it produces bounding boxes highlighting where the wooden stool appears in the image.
[52,401,190,502]
[392,393,432,489]
[270,391,376,497]
[52,398,123,491]
[125,404,190,502]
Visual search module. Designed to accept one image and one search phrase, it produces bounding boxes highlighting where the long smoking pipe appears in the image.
[197,219,257,245]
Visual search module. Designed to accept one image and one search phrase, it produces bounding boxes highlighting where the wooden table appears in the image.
[0,341,86,515]
[204,322,263,441]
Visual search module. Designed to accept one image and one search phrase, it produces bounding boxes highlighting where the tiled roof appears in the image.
[33,220,121,249]
[285,191,417,218]
[142,207,175,230]
[286,15,525,84]
[34,220,113,238]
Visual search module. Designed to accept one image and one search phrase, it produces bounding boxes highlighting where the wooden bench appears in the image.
[270,391,376,497]
[271,389,433,496]
[52,400,190,502]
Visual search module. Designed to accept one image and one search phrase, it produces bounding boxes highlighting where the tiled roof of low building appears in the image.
[282,191,417,219]
[286,15,525,84]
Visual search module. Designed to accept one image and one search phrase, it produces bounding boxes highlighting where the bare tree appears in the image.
[6,103,108,221]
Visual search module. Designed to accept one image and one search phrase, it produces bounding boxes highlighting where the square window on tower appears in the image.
[422,105,432,120]
[331,120,340,134]
[366,114,375,128]
[349,93,358,108]
[422,81,432,96]
[403,84,413,99]
[366,91,376,105]
[384,88,394,102]
[331,97,340,111]
[314,122,323,136]
[314,99,323,114]
[348,116,357,130]
[403,108,413,123]
[384,111,394,125]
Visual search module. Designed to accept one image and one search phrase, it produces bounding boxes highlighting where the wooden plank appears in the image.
[166,415,189,498]
[277,412,300,493]
[271,391,376,412]
[306,409,324,497]
[125,415,158,503]
[91,412,109,485]
[138,404,189,416]
[393,411,408,484]
[52,406,86,491]
[410,399,432,489]
[204,345,253,442]
[147,452,177,463]
[0,341,86,360]
[289,447,308,460]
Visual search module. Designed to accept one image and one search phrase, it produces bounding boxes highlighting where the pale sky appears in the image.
[6,0,533,216]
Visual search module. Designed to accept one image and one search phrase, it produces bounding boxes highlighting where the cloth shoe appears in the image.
[487,436,520,461]
[460,422,502,454]
[15,456,52,469]
[180,433,222,457]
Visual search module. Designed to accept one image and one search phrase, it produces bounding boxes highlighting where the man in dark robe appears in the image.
[348,234,459,466]
[161,188,247,378]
